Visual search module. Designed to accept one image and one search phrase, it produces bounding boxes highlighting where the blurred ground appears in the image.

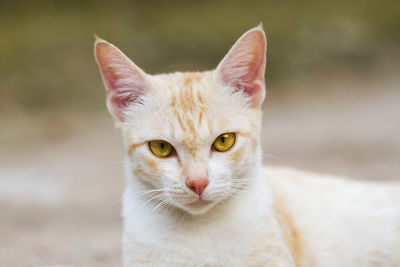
[0,71,399,267]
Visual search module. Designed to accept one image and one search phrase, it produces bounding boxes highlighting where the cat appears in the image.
[94,26,400,267]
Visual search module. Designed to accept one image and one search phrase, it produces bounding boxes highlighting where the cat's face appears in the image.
[95,27,266,215]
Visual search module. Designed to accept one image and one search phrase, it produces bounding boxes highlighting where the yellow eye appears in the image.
[148,140,174,158]
[212,133,236,152]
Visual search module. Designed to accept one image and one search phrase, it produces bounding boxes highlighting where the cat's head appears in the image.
[95,26,266,215]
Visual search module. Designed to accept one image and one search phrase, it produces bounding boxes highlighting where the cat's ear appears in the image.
[215,26,267,108]
[94,37,150,121]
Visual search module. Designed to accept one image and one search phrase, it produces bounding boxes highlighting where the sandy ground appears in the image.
[0,74,399,267]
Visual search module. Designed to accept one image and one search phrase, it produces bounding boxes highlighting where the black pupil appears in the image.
[221,136,225,143]
[160,142,165,149]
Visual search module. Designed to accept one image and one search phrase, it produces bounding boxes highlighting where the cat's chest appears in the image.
[132,227,253,266]
[123,219,280,267]
[122,201,290,266]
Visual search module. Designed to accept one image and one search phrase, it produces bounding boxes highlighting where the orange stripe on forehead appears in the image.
[183,72,202,86]
[168,73,209,152]
[198,111,203,125]
[175,73,205,114]
[170,93,176,107]
[196,90,205,104]
[186,118,196,135]
[174,110,187,132]
[178,85,195,114]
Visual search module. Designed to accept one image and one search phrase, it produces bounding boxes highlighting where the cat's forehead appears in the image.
[161,72,209,111]
[151,71,218,149]
[152,71,211,95]
[123,71,257,152]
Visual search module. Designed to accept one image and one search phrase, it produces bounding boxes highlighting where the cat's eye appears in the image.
[212,133,236,152]
[148,140,174,158]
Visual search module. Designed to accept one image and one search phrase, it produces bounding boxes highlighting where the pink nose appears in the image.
[185,177,209,196]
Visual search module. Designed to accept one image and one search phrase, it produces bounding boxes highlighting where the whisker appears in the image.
[130,188,168,198]
[156,201,170,214]
[231,189,251,194]
[139,193,165,209]
[232,185,252,191]
[262,152,283,160]
[231,183,250,187]
[231,184,250,189]
[151,198,170,214]
[231,180,251,185]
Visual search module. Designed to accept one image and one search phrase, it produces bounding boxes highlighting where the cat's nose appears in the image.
[185,177,209,197]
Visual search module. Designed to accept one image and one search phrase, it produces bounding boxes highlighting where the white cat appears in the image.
[94,26,400,266]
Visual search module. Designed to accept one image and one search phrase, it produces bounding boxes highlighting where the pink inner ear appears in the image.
[216,28,266,107]
[95,40,149,121]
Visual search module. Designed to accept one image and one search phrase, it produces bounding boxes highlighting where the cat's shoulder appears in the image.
[262,165,399,189]
[261,165,400,207]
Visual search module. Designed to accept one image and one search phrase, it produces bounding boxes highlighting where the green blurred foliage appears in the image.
[0,0,399,111]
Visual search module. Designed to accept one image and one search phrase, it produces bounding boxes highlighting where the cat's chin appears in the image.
[180,199,216,215]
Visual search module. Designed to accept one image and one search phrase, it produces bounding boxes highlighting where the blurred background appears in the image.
[0,0,399,266]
